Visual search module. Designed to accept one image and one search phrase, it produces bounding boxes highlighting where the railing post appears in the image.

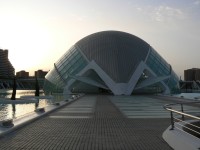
[170,110,174,130]
[181,104,185,121]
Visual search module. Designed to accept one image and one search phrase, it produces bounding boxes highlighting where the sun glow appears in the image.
[0,14,53,74]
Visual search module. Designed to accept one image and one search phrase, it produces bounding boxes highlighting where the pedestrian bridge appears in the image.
[0,78,44,90]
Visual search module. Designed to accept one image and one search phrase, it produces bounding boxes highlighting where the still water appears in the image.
[0,90,65,121]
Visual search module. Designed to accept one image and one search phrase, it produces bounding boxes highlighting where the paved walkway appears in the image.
[0,95,172,150]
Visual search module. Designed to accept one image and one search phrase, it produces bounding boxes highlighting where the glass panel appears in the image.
[146,47,179,92]
[44,46,89,93]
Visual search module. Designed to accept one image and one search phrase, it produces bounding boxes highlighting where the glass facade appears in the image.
[146,47,179,92]
[44,46,88,93]
[43,31,180,95]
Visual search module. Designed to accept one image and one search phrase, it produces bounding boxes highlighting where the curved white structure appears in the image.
[44,31,179,95]
[163,123,200,150]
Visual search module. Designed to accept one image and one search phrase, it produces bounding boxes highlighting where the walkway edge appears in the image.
[163,124,200,150]
[0,96,82,138]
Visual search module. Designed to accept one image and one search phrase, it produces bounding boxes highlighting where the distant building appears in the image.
[0,49,15,78]
[35,70,48,78]
[16,70,29,78]
[184,68,200,81]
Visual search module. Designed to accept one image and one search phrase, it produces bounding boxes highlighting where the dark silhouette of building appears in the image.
[0,49,15,78]
[184,68,200,81]
[35,70,48,78]
[16,70,29,78]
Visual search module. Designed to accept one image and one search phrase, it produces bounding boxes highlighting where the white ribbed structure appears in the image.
[44,31,179,95]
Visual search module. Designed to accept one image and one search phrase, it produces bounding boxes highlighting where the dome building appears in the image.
[44,31,179,95]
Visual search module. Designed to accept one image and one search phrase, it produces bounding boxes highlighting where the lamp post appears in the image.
[11,76,16,100]
[11,76,16,112]
[35,74,40,108]
[35,75,40,97]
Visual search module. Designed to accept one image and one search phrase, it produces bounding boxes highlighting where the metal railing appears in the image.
[163,101,200,138]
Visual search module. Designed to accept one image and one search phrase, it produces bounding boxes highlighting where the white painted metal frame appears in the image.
[63,60,171,95]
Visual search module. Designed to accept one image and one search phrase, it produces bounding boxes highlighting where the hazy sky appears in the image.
[0,0,200,77]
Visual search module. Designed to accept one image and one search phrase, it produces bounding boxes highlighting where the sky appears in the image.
[0,0,200,78]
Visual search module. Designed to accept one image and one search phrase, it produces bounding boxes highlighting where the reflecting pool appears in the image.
[0,90,67,121]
